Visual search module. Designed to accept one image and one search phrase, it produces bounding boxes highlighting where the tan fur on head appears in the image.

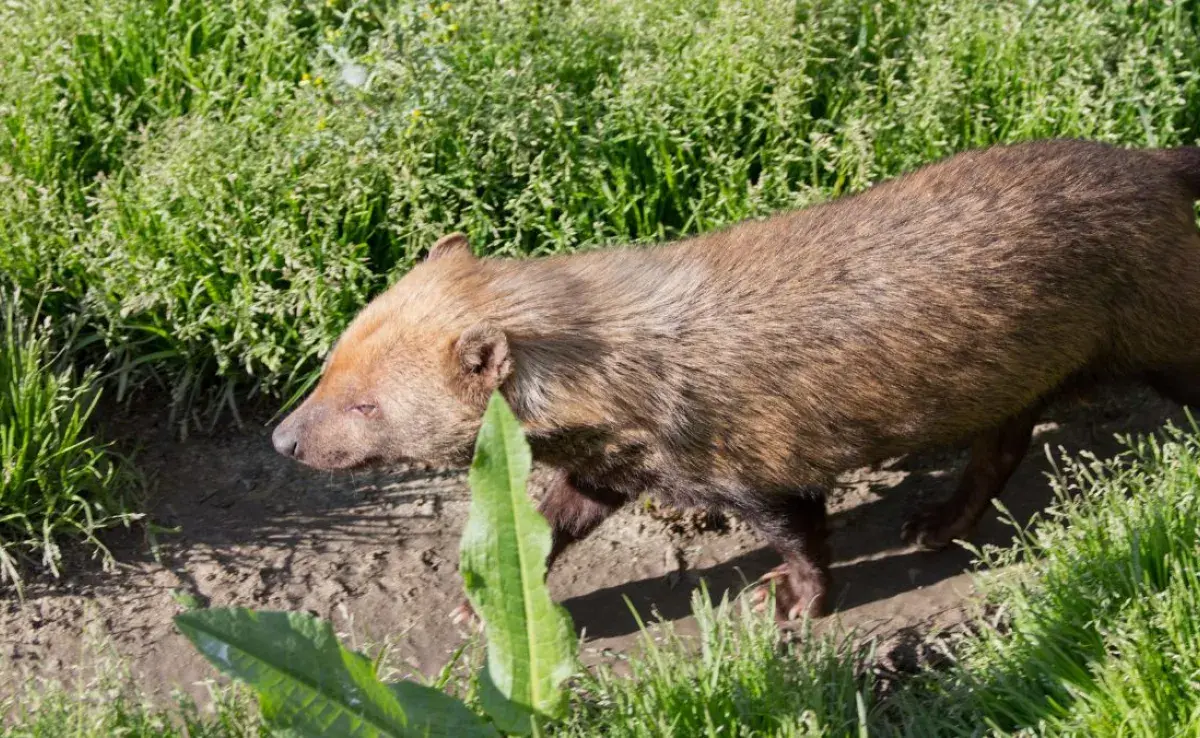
[271,233,512,468]
[427,232,472,262]
[452,322,512,406]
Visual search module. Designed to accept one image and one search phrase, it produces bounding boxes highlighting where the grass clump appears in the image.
[895,421,1200,736]
[0,297,137,591]
[557,587,872,737]
[1,654,262,738]
[1,681,260,738]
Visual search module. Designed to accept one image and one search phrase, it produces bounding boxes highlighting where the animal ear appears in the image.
[454,322,512,392]
[426,232,473,262]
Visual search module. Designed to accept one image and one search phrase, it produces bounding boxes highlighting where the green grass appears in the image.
[1,656,262,738]
[0,296,137,592]
[556,587,872,738]
[1,681,260,738]
[2,0,1198,421]
[891,420,1200,736]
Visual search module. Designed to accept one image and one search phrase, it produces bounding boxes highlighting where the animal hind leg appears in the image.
[902,403,1042,551]
[1147,365,1200,408]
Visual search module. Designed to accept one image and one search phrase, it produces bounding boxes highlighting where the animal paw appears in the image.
[448,599,482,631]
[748,564,829,622]
[901,505,970,551]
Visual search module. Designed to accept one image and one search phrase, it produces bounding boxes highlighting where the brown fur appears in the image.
[274,139,1200,621]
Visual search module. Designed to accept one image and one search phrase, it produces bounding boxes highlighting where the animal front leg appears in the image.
[451,469,627,626]
[742,491,832,622]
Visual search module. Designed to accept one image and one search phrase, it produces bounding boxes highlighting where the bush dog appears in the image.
[274,139,1200,622]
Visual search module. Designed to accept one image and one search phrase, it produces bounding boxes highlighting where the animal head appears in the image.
[271,233,514,469]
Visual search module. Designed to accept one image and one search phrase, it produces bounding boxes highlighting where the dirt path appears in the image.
[1,385,1186,704]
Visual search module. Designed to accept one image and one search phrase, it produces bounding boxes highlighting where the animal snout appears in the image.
[271,420,301,459]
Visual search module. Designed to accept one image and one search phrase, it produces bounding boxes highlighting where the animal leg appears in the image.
[451,469,627,625]
[1147,365,1200,408]
[903,404,1041,551]
[743,491,832,622]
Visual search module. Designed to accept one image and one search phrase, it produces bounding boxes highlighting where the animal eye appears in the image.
[349,403,379,418]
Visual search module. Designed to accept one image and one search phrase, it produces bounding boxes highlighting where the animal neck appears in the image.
[482,254,682,437]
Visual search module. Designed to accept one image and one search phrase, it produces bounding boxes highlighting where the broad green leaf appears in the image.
[175,608,496,738]
[460,392,577,734]
[387,681,502,736]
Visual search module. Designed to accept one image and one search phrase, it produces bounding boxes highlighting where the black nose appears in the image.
[272,422,300,458]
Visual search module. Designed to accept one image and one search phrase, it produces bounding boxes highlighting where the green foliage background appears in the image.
[2,0,1197,419]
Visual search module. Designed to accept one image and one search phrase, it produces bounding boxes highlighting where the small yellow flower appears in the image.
[299,72,311,86]
[411,108,422,119]
[316,117,327,131]
[448,22,458,32]
[314,76,325,87]
[440,2,451,11]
